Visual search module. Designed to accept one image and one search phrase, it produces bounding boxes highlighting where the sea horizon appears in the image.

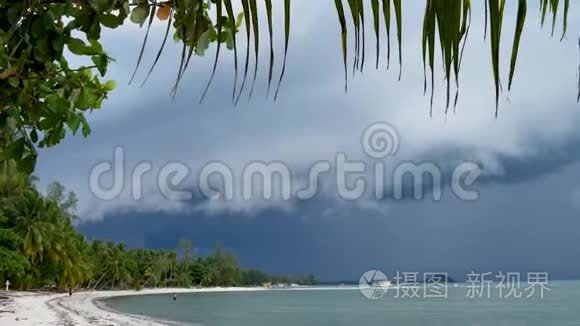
[100,281,580,326]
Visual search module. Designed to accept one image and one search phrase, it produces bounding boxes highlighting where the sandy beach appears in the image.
[0,288,265,325]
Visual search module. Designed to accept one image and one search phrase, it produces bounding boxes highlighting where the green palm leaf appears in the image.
[508,0,527,90]
[334,0,348,92]
[393,0,402,79]
[235,0,252,105]
[140,7,174,87]
[274,0,291,101]
[371,0,380,70]
[248,0,260,99]
[265,0,275,97]
[129,0,157,85]
[358,0,366,72]
[381,0,391,69]
[200,0,224,102]
[223,0,239,102]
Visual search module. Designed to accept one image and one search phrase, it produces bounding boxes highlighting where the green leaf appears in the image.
[67,38,99,56]
[18,154,37,175]
[39,83,53,94]
[224,0,239,102]
[30,129,39,143]
[31,16,44,38]
[6,7,19,26]
[103,80,117,91]
[81,118,91,138]
[274,0,291,101]
[509,0,527,91]
[38,117,57,130]
[89,0,114,13]
[42,10,56,30]
[235,12,245,29]
[234,0,252,104]
[77,88,98,109]
[3,138,26,161]
[52,35,66,53]
[129,1,157,85]
[6,107,22,124]
[225,30,235,50]
[265,0,275,97]
[248,0,260,99]
[34,39,50,62]
[92,54,109,76]
[46,122,65,146]
[334,0,348,92]
[100,13,125,29]
[196,30,210,56]
[67,114,81,134]
[200,0,225,103]
[8,77,19,88]
[130,5,150,26]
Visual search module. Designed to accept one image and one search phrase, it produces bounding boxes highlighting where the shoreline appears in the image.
[0,287,267,326]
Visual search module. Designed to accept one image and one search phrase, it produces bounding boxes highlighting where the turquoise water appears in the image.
[102,283,580,325]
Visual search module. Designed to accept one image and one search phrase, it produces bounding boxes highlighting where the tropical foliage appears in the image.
[0,165,315,290]
[1,0,579,174]
[0,0,119,174]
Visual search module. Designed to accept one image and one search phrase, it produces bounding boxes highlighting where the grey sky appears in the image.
[36,1,580,280]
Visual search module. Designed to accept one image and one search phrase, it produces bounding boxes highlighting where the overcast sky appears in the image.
[36,1,580,281]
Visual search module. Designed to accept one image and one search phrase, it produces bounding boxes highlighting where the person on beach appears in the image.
[173,294,177,301]
[69,288,72,296]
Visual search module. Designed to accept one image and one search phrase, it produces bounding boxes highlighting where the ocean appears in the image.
[101,282,580,325]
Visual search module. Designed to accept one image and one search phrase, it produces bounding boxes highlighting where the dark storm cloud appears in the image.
[36,1,580,279]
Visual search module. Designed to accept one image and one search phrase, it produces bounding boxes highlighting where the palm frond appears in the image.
[200,0,224,102]
[560,0,569,41]
[421,0,435,114]
[381,0,392,69]
[172,0,190,97]
[334,0,348,92]
[508,0,526,91]
[540,0,568,38]
[223,0,239,102]
[488,0,506,117]
[346,0,360,75]
[371,0,380,70]
[234,0,252,105]
[265,0,275,97]
[123,0,576,115]
[129,0,157,85]
[173,0,205,96]
[248,0,260,99]
[421,0,470,115]
[358,0,366,72]
[393,0,402,80]
[140,6,174,88]
[274,0,291,101]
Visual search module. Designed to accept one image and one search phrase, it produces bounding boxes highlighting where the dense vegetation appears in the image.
[0,164,316,290]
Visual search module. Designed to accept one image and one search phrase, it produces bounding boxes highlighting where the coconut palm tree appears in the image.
[98,242,134,289]
[0,162,36,200]
[5,190,59,264]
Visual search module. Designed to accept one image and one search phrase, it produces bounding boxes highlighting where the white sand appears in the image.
[0,287,266,325]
